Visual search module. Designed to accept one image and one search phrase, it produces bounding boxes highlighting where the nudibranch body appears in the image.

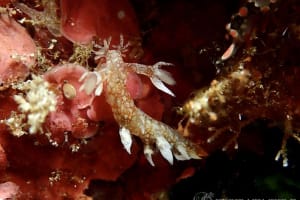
[79,38,202,166]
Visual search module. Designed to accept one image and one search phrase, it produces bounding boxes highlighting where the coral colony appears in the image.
[0,0,299,199]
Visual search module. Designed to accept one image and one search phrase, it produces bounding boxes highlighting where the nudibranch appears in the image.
[79,37,203,166]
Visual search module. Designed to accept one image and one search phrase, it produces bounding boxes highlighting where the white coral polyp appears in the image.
[13,75,57,134]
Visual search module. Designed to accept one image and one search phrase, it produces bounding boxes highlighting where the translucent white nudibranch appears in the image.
[79,37,203,166]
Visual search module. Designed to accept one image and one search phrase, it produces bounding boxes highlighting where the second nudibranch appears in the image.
[79,39,201,166]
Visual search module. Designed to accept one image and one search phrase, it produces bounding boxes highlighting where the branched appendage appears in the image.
[14,1,61,36]
[0,112,27,137]
[180,62,300,167]
[180,66,251,125]
[79,37,203,166]
[275,115,300,167]
[69,43,94,67]
[179,65,251,150]
[5,75,57,136]
[34,47,52,73]
[0,5,17,16]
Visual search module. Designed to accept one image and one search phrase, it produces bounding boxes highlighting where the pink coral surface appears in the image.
[60,0,140,44]
[0,0,184,199]
[0,14,36,88]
